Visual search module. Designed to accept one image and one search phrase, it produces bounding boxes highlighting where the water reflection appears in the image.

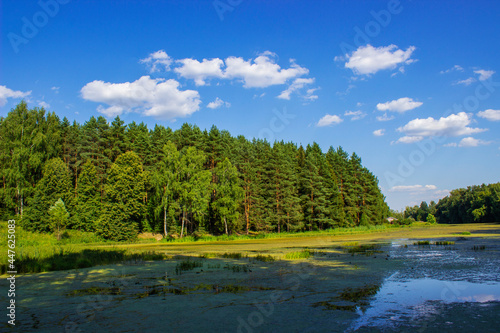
[348,273,500,331]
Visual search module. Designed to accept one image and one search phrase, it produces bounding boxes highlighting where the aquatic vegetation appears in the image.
[344,244,383,256]
[67,286,122,296]
[414,240,430,246]
[175,259,203,275]
[254,254,276,262]
[434,241,455,245]
[339,284,380,302]
[284,249,312,260]
[472,245,486,251]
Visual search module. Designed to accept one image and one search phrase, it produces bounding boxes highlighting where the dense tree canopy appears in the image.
[0,102,390,240]
[404,183,500,224]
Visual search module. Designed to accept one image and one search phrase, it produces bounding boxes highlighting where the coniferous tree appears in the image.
[212,158,243,234]
[74,160,100,231]
[22,158,72,232]
[96,151,146,240]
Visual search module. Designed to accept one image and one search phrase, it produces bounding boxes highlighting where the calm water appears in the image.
[348,239,500,332]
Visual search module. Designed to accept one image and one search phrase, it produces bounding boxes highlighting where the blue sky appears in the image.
[2,0,500,210]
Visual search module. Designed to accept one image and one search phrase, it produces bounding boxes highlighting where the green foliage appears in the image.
[426,213,437,224]
[2,102,390,241]
[49,198,69,239]
[21,158,72,232]
[284,249,312,259]
[97,152,146,241]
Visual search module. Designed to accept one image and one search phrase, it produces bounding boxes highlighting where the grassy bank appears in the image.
[2,221,497,274]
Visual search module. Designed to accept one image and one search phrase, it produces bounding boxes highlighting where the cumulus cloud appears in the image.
[144,50,313,98]
[344,110,366,121]
[207,97,230,109]
[477,109,500,121]
[474,69,495,81]
[373,129,385,136]
[224,52,309,88]
[440,65,464,74]
[0,85,31,106]
[174,58,225,86]
[457,137,491,147]
[342,44,416,75]
[81,76,201,120]
[317,114,343,127]
[140,50,173,72]
[377,97,423,113]
[51,86,60,93]
[396,112,487,140]
[278,78,315,100]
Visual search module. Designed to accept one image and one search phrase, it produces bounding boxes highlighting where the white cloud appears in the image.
[343,44,416,75]
[440,65,464,74]
[373,129,385,136]
[478,109,500,121]
[377,97,423,113]
[389,184,438,192]
[51,86,60,93]
[344,110,366,120]
[174,58,225,86]
[458,137,491,147]
[317,114,343,127]
[304,87,319,101]
[207,97,230,109]
[0,85,31,106]
[278,78,315,100]
[81,76,201,120]
[376,113,395,122]
[140,50,173,72]
[224,52,309,88]
[394,136,424,144]
[474,69,495,81]
[38,101,50,109]
[397,112,487,139]
[455,77,476,86]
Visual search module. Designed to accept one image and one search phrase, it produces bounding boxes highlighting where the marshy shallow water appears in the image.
[4,231,500,332]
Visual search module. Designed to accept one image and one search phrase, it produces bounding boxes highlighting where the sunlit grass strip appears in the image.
[284,249,311,260]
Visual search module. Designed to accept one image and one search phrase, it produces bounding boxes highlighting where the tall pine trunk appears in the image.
[181,210,185,238]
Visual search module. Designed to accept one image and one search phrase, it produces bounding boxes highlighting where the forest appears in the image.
[0,102,389,241]
[403,182,500,224]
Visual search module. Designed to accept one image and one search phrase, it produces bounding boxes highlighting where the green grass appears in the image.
[1,248,166,274]
[284,249,312,260]
[343,244,383,256]
[434,241,455,245]
[414,240,431,246]
[254,254,276,262]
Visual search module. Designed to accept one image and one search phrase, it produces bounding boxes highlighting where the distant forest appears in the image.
[0,102,389,240]
[404,183,500,224]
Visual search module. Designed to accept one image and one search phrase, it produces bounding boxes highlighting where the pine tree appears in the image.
[212,158,243,234]
[21,158,73,232]
[74,160,100,231]
[177,147,211,237]
[96,151,146,241]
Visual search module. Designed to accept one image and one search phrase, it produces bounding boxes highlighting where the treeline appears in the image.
[404,183,500,224]
[0,102,389,240]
